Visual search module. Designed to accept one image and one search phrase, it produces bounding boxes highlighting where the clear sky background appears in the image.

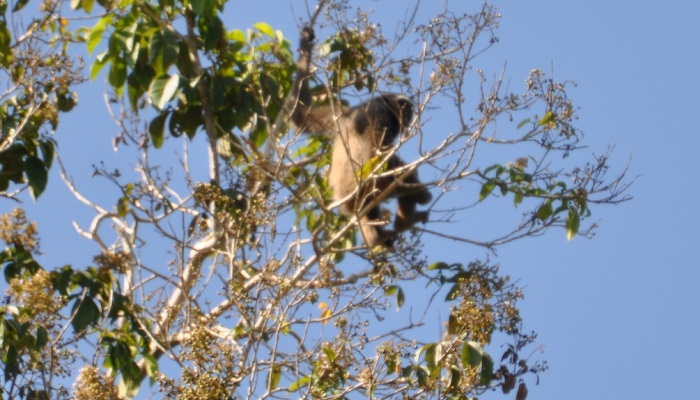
[3,1,699,399]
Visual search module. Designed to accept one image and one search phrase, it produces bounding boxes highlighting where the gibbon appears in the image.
[291,27,431,247]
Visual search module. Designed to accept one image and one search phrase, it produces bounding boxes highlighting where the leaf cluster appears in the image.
[0,209,156,398]
[0,1,82,199]
[479,160,590,240]
[80,0,295,156]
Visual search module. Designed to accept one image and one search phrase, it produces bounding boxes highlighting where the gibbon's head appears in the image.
[358,94,415,144]
[382,94,414,132]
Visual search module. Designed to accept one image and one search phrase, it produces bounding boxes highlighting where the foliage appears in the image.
[0,0,630,399]
[0,0,83,200]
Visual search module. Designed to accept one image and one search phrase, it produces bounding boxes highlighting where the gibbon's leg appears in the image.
[381,155,431,232]
[395,195,429,232]
[385,156,432,203]
[394,180,431,232]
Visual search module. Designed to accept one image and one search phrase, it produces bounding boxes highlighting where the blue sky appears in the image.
[4,1,700,399]
[478,2,700,399]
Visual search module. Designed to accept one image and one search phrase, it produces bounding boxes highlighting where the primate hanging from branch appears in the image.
[291,27,432,248]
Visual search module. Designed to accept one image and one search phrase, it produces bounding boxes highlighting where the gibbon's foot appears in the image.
[362,226,395,249]
[414,189,432,205]
[415,210,430,224]
[371,230,397,249]
[394,210,429,232]
[376,230,397,249]
[358,218,396,248]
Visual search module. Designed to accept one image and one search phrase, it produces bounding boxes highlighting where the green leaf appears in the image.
[322,346,336,361]
[517,118,531,129]
[267,365,281,391]
[169,105,203,139]
[445,283,460,301]
[428,262,450,270]
[4,346,18,377]
[91,51,109,80]
[71,298,99,333]
[200,15,224,51]
[415,365,430,388]
[396,287,405,309]
[499,181,508,196]
[121,360,141,397]
[117,197,129,218]
[12,0,30,12]
[87,15,112,54]
[461,341,482,368]
[149,29,180,76]
[480,352,494,384]
[82,0,94,13]
[513,191,524,207]
[229,29,246,43]
[115,20,138,55]
[190,0,211,15]
[254,22,275,37]
[535,201,553,221]
[249,126,268,148]
[108,57,127,91]
[384,352,401,375]
[417,343,436,368]
[447,313,458,335]
[483,164,501,176]
[149,112,168,148]
[127,73,143,110]
[385,286,406,309]
[0,23,12,68]
[479,179,496,201]
[53,266,75,296]
[566,208,580,241]
[538,111,555,126]
[25,156,48,200]
[35,326,49,350]
[357,156,385,180]
[288,376,310,392]
[149,74,180,110]
[143,353,159,382]
[57,91,78,112]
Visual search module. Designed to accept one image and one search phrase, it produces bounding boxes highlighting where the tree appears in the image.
[0,0,81,200]
[0,0,630,399]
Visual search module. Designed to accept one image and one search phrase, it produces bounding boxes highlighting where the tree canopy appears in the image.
[0,0,630,399]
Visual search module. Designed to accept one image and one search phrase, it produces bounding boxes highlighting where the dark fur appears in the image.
[291,28,431,247]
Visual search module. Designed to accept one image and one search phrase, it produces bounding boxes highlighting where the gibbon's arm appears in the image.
[291,27,342,137]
